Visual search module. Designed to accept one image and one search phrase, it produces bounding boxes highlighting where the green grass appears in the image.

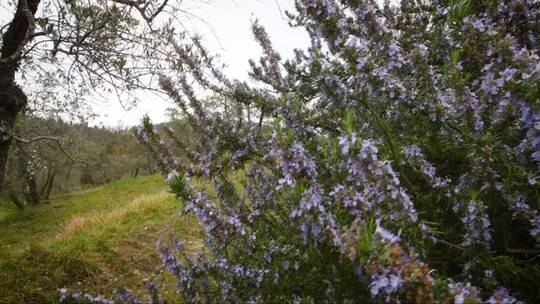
[0,175,200,303]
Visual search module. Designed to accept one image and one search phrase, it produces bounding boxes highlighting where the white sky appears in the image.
[92,0,310,128]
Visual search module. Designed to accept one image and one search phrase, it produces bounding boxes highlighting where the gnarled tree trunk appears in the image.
[0,0,40,191]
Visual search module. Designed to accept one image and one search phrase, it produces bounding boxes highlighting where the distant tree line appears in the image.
[0,115,166,209]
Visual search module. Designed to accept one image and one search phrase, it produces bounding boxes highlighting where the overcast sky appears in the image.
[93,0,310,128]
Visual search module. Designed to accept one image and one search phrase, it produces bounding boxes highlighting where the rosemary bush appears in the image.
[62,0,540,303]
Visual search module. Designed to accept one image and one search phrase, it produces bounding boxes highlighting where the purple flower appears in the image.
[500,67,517,81]
[460,201,493,248]
[487,287,523,304]
[166,170,179,183]
[369,269,402,297]
[375,218,400,243]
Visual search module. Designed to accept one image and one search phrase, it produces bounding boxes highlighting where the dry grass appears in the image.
[58,191,171,239]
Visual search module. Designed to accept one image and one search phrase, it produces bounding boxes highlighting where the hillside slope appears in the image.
[0,175,199,303]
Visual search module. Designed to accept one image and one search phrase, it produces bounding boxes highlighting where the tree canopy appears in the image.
[0,0,184,190]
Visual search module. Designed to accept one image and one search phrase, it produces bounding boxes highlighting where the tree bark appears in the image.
[26,173,40,205]
[7,187,24,209]
[0,0,40,191]
[132,166,140,178]
[40,168,56,197]
[18,151,40,205]
[43,171,56,201]
[40,168,51,195]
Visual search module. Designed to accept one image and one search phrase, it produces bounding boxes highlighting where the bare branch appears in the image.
[110,0,169,26]
[12,135,87,165]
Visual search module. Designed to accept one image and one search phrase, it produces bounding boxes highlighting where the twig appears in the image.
[504,246,540,259]
[435,238,471,255]
[110,0,169,27]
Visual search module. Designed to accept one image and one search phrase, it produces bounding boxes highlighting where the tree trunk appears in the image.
[7,187,24,210]
[146,154,156,174]
[0,86,26,192]
[26,172,40,204]
[43,171,56,201]
[40,168,51,196]
[18,150,40,205]
[0,0,41,191]
[63,162,73,190]
[132,166,140,178]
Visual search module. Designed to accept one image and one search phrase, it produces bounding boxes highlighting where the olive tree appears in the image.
[0,0,186,190]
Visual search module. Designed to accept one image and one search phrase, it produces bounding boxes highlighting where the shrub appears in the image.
[64,0,540,303]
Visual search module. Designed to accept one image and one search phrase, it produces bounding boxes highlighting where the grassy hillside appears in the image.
[0,175,200,303]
